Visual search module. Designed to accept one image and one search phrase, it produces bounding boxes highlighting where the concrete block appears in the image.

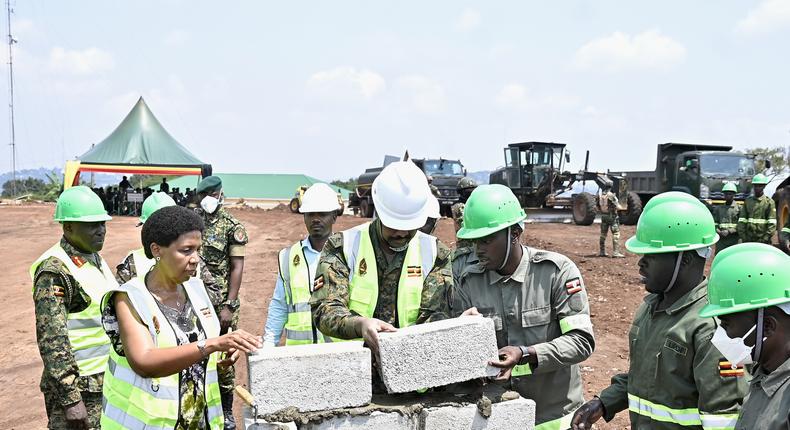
[299,411,419,430]
[242,407,297,430]
[377,317,499,393]
[421,397,536,430]
[247,341,372,415]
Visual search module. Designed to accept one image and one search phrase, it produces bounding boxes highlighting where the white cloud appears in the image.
[396,75,447,114]
[48,47,115,75]
[164,29,191,47]
[306,66,386,100]
[456,8,480,31]
[495,83,529,110]
[495,84,580,112]
[736,0,790,35]
[573,30,686,72]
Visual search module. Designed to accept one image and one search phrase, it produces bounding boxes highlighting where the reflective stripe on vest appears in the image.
[783,227,790,234]
[737,217,772,224]
[100,277,224,429]
[534,408,577,430]
[341,223,437,335]
[627,393,737,429]
[279,241,326,345]
[130,248,154,280]
[717,223,738,229]
[30,243,117,376]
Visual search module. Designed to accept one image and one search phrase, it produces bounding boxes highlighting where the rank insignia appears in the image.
[719,361,744,377]
[565,278,583,295]
[407,266,422,278]
[293,254,301,267]
[52,285,65,297]
[313,275,325,291]
[200,307,213,319]
[70,255,86,268]
[359,258,367,276]
[152,316,161,334]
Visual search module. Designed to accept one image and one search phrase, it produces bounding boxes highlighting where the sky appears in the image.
[1,1,789,181]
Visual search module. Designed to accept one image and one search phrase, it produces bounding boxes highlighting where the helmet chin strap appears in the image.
[663,251,684,294]
[498,225,512,271]
[754,308,765,364]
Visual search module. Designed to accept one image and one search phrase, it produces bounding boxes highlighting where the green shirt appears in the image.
[737,195,776,243]
[736,356,790,430]
[599,280,749,429]
[712,202,740,250]
[452,246,595,425]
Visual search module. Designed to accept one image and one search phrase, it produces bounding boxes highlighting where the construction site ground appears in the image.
[0,204,642,429]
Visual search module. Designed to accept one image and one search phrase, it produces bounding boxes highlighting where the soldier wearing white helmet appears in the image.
[263,183,340,346]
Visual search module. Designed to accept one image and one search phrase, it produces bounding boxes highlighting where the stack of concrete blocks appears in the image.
[245,317,536,429]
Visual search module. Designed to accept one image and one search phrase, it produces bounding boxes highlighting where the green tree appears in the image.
[331,177,358,191]
[746,145,789,178]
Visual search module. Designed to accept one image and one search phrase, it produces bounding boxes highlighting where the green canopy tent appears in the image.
[64,97,210,188]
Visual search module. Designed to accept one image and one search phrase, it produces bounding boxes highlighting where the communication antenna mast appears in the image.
[6,0,16,196]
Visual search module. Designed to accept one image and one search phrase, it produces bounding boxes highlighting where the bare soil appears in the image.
[0,205,638,429]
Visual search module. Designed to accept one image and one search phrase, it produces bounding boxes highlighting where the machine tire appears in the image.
[360,199,374,218]
[573,192,597,226]
[620,192,643,225]
[337,202,345,217]
[289,198,300,213]
[775,188,790,253]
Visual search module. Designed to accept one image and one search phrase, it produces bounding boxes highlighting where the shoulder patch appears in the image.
[233,225,248,243]
[565,278,583,295]
[313,275,325,292]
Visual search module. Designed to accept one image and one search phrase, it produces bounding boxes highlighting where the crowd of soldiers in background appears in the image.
[89,176,196,215]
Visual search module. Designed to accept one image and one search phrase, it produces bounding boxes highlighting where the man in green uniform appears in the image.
[31,186,118,429]
[195,175,248,429]
[310,161,454,355]
[572,192,748,430]
[452,184,595,429]
[737,173,776,244]
[780,214,790,252]
[700,243,790,429]
[712,182,740,253]
[598,181,624,258]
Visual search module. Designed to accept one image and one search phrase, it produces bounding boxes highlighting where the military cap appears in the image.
[197,176,222,194]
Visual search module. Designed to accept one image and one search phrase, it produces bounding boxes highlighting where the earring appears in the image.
[155,256,161,262]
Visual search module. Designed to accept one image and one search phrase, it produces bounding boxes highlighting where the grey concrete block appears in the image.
[421,397,536,430]
[377,317,499,393]
[242,407,297,430]
[247,342,372,415]
[299,411,419,430]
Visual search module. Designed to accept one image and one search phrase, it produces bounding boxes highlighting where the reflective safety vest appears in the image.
[100,277,224,429]
[340,223,437,338]
[30,243,117,376]
[130,247,154,280]
[278,241,329,345]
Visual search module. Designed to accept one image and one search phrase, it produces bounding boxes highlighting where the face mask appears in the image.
[711,324,756,367]
[201,195,220,214]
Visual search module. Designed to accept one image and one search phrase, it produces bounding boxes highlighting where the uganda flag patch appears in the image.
[407,266,422,278]
[565,278,583,295]
[719,361,744,377]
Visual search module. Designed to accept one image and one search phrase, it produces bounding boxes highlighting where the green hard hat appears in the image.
[752,173,769,185]
[700,243,790,318]
[625,191,718,254]
[54,186,112,223]
[722,182,738,193]
[457,184,526,240]
[139,192,176,224]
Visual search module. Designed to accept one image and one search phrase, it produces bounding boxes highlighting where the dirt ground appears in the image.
[0,204,640,429]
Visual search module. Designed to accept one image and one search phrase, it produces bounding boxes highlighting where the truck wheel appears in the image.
[289,198,300,213]
[620,192,643,225]
[360,200,373,218]
[776,189,790,253]
[573,192,597,226]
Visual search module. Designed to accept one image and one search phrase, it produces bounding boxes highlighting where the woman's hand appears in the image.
[208,329,261,354]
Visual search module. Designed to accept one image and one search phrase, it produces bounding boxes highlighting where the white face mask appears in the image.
[711,324,756,367]
[200,195,220,214]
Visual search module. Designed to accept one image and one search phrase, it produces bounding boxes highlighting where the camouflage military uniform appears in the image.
[310,219,453,340]
[598,190,622,256]
[115,253,222,306]
[737,194,776,244]
[450,200,474,280]
[33,238,106,430]
[712,202,740,252]
[195,206,248,401]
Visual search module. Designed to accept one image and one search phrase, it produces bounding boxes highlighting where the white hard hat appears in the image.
[426,195,440,219]
[299,183,341,213]
[372,161,430,230]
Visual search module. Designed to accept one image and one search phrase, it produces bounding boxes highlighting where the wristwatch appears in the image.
[518,345,531,365]
[196,339,208,358]
[222,299,240,311]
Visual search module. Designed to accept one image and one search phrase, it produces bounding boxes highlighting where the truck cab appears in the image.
[672,151,756,202]
[412,158,466,212]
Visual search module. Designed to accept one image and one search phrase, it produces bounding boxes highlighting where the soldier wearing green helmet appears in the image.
[453,184,594,429]
[700,243,790,429]
[30,186,119,429]
[737,173,776,244]
[573,191,748,430]
[712,182,741,252]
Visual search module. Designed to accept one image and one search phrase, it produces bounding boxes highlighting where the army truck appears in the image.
[348,155,466,218]
[619,143,758,206]
[772,176,790,252]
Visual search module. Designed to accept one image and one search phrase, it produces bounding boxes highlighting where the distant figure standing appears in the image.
[118,176,131,190]
[160,177,170,193]
[598,181,624,258]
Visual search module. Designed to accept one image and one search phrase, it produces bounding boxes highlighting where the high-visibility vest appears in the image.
[100,277,224,429]
[30,243,117,376]
[337,223,437,340]
[130,247,154,280]
[278,241,329,345]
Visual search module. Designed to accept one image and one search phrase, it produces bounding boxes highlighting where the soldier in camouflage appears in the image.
[31,186,117,429]
[737,174,776,244]
[712,183,740,253]
[598,182,624,258]
[451,176,478,277]
[194,176,249,429]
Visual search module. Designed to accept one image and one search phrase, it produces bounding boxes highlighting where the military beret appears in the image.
[197,176,222,193]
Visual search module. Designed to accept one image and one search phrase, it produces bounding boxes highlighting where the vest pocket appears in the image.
[349,287,373,308]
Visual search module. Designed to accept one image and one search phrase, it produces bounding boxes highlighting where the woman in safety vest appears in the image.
[100,205,261,429]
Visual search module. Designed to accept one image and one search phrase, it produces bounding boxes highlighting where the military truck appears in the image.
[489,141,642,225]
[618,143,758,206]
[348,155,466,218]
[771,176,790,252]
